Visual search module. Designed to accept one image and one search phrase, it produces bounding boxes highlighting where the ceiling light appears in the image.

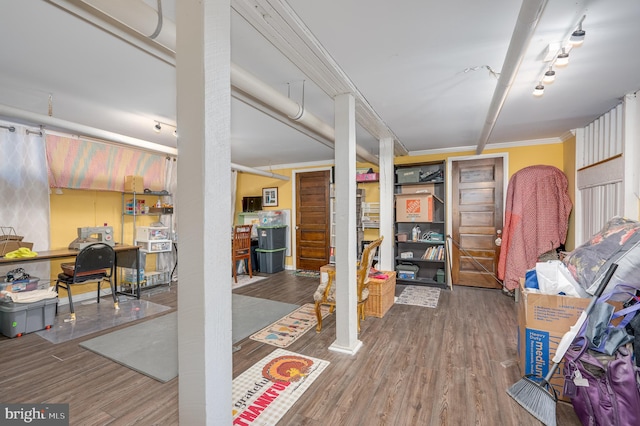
[533,83,544,97]
[542,67,556,84]
[570,29,585,46]
[154,122,162,133]
[555,48,569,67]
[570,16,586,47]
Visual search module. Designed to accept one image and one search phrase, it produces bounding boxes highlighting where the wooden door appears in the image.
[296,170,330,271]
[451,157,504,288]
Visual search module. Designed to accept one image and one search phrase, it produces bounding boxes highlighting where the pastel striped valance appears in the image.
[46,134,166,191]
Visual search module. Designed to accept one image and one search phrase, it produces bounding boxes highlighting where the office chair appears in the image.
[55,242,119,321]
[232,224,253,283]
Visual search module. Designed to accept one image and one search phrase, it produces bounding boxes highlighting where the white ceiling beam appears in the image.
[476,0,549,154]
[232,0,408,157]
[46,0,382,164]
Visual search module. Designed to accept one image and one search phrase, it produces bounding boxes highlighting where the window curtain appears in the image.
[0,124,51,280]
[46,134,166,191]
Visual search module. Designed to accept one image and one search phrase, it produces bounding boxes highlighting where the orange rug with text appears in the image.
[232,348,329,425]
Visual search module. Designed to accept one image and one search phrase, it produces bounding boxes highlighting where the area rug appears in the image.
[80,311,177,382]
[233,274,267,290]
[232,295,299,343]
[232,348,329,425]
[395,286,441,308]
[249,303,331,348]
[79,295,299,382]
[293,269,320,278]
[36,298,172,344]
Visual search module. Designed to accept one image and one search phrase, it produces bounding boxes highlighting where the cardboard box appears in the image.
[395,194,433,222]
[516,280,592,402]
[400,183,435,194]
[0,241,34,257]
[124,175,144,193]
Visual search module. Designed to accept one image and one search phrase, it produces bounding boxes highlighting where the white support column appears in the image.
[379,137,395,271]
[176,1,232,424]
[330,93,361,355]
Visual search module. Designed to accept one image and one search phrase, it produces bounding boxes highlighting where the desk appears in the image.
[0,244,143,299]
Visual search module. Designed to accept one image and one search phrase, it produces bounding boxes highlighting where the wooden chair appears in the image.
[55,242,119,321]
[314,236,383,333]
[232,224,253,283]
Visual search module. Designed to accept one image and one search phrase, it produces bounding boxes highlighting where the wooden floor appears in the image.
[0,271,582,425]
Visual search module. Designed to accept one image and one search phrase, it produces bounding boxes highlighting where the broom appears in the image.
[506,262,618,426]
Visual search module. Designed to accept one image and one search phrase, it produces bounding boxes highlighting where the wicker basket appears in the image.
[364,271,396,318]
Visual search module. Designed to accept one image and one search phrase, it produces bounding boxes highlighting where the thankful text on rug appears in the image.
[232,348,329,425]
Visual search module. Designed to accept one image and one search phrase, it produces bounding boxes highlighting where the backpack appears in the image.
[563,337,640,426]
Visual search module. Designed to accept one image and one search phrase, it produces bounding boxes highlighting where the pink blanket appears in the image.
[497,165,572,290]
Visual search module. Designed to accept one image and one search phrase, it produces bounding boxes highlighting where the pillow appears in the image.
[563,216,640,299]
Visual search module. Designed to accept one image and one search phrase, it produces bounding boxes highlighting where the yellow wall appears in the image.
[49,189,164,295]
[233,142,570,267]
[46,141,574,287]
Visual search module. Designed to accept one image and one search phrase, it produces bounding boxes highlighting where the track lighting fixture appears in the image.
[555,48,569,67]
[542,67,556,84]
[153,120,177,137]
[532,83,544,97]
[532,15,586,97]
[570,16,586,47]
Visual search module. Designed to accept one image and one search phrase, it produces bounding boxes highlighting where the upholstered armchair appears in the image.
[314,236,383,332]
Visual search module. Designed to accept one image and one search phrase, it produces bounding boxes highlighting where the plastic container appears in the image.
[136,226,169,241]
[0,277,40,293]
[258,210,286,226]
[0,298,57,338]
[396,167,422,183]
[256,247,286,273]
[257,225,287,250]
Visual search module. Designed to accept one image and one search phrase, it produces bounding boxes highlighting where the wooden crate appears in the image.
[364,271,396,318]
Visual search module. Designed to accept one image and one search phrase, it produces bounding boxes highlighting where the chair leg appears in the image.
[55,280,60,315]
[247,257,252,279]
[67,285,76,321]
[107,278,120,310]
[315,302,323,332]
[97,281,101,304]
[233,260,238,283]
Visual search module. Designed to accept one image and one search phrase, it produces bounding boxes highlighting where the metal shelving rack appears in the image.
[120,191,174,293]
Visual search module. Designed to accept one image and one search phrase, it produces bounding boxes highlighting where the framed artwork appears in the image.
[262,187,278,207]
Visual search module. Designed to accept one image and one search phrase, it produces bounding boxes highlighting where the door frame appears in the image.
[291,165,333,270]
[446,153,509,286]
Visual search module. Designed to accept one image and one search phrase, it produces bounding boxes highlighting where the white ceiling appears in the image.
[1,0,639,168]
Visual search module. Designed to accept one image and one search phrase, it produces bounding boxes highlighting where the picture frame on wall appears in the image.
[262,187,278,207]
